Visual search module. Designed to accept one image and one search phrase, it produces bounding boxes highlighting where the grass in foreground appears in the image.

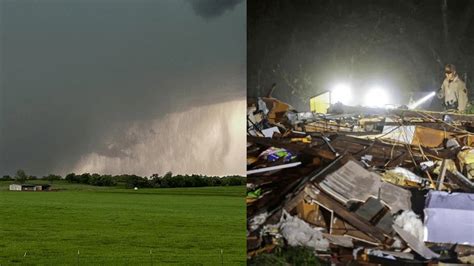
[248,247,324,266]
[0,181,245,265]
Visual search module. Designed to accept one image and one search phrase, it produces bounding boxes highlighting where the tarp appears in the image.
[424,191,474,245]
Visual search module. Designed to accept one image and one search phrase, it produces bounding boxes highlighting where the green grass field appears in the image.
[0,181,246,265]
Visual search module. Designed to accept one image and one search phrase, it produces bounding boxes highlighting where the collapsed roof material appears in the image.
[247,96,474,264]
[319,160,412,213]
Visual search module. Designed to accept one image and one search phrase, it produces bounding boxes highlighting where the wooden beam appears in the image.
[305,185,391,244]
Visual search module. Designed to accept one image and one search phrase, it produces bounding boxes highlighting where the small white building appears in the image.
[9,184,23,191]
[9,184,51,191]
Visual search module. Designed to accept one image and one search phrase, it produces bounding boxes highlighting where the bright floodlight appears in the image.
[364,87,389,107]
[408,91,436,109]
[331,83,352,105]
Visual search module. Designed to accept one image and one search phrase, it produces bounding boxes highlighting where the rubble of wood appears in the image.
[247,97,474,265]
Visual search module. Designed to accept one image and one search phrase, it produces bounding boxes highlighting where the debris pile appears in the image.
[247,97,474,264]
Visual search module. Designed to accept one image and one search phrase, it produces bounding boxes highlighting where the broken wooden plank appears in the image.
[304,185,390,244]
[446,170,474,192]
[393,225,440,259]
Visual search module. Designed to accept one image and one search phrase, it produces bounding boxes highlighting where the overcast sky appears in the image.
[0,0,246,177]
[248,0,474,111]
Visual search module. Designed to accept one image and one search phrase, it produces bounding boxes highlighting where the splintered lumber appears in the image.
[304,185,390,244]
[447,170,474,192]
[388,109,474,123]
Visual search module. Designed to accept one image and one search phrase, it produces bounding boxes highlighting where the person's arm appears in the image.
[437,82,445,99]
[457,81,468,112]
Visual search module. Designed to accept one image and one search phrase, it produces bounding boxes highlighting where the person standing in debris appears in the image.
[437,64,468,112]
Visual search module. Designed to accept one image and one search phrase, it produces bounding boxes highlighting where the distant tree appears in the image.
[221,175,245,186]
[89,173,101,185]
[65,173,77,183]
[15,170,28,184]
[158,171,173,188]
[88,174,116,186]
[112,174,128,183]
[124,175,151,188]
[204,176,221,186]
[44,174,62,184]
[1,175,12,181]
[169,175,185,188]
[79,173,91,184]
[99,175,116,186]
[60,171,244,189]
[150,174,162,188]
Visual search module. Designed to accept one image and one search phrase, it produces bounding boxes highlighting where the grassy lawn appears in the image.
[0,181,246,265]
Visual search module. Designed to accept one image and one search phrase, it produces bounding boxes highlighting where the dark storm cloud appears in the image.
[0,0,245,176]
[248,0,474,111]
[188,0,243,19]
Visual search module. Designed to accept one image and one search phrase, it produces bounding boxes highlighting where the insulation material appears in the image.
[297,112,315,121]
[279,210,329,251]
[433,159,458,174]
[382,167,422,186]
[323,234,353,248]
[249,212,269,231]
[394,210,424,242]
[460,255,474,264]
[424,191,474,245]
[257,98,269,115]
[366,249,396,260]
[381,126,416,144]
[261,127,280,138]
[458,149,474,180]
[319,160,412,213]
[367,249,414,261]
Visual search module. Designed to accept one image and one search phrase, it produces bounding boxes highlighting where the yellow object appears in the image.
[290,135,312,143]
[412,126,453,148]
[458,149,474,165]
[310,92,330,114]
[457,149,474,180]
[382,172,420,187]
[433,159,458,174]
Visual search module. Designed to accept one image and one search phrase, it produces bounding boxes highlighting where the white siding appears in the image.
[9,184,22,191]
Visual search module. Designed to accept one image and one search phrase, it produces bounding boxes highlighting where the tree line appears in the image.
[1,170,245,188]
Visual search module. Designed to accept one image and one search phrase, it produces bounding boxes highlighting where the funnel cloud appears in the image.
[0,0,246,176]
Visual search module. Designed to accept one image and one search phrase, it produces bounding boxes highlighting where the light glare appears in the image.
[364,87,389,107]
[331,83,352,105]
[408,91,436,109]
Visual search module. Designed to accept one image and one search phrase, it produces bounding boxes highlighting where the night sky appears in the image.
[0,0,246,176]
[248,0,474,111]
